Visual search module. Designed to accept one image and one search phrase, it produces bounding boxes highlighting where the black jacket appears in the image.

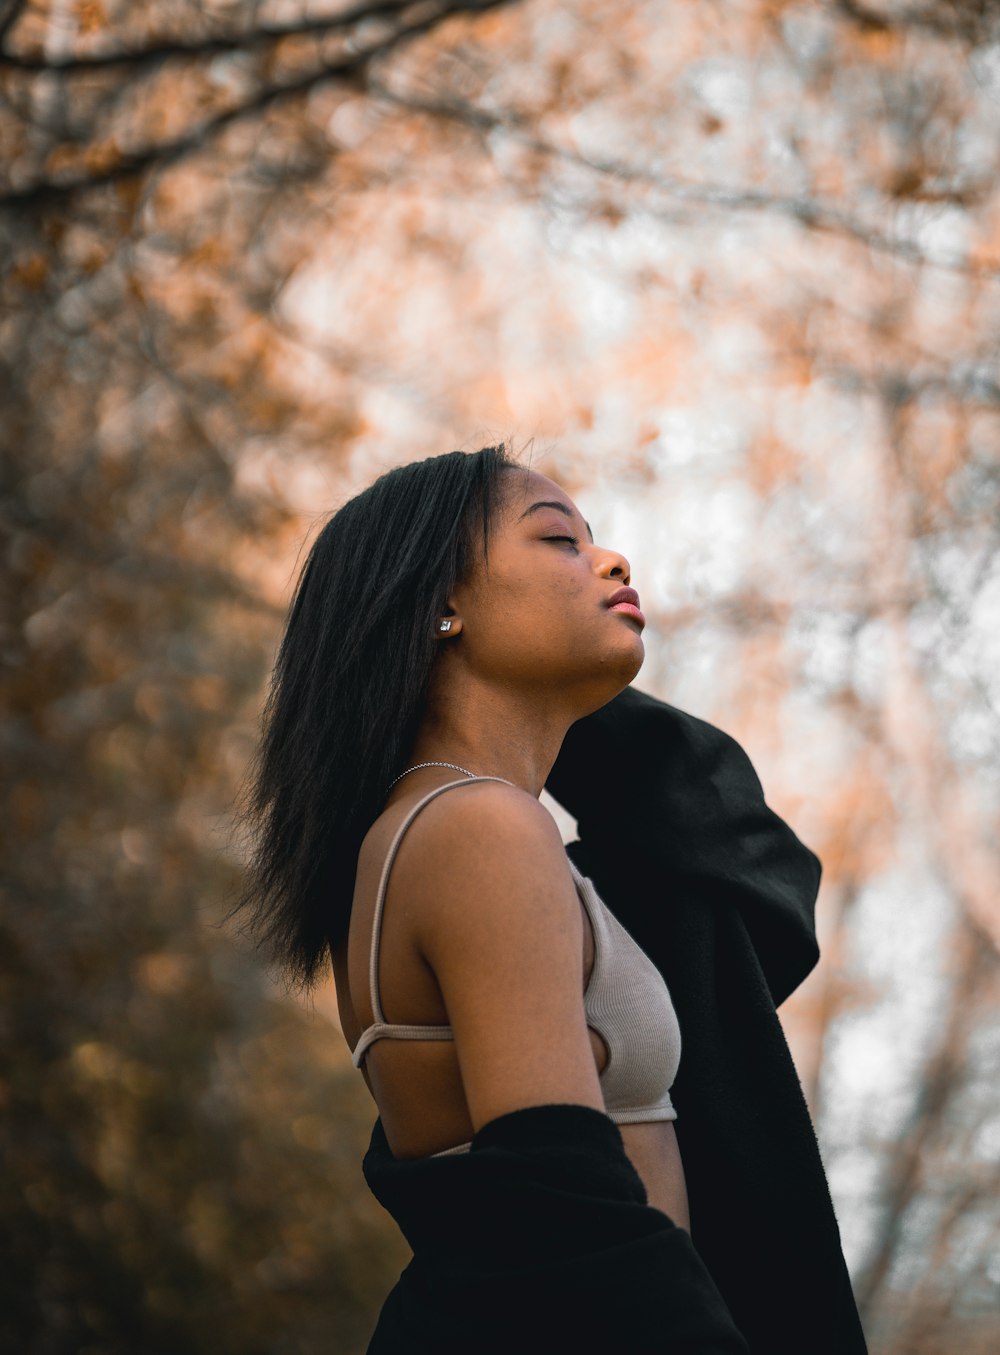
[361,684,869,1354]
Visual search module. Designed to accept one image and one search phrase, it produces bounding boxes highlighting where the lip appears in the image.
[605,586,645,628]
[609,602,646,626]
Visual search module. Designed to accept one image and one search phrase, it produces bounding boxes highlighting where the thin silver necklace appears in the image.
[384,760,480,796]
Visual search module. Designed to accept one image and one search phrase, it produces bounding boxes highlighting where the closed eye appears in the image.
[544,535,580,549]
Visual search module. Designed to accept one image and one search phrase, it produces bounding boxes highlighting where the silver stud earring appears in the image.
[439,620,453,632]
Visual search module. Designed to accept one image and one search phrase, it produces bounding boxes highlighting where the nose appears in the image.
[595,546,630,586]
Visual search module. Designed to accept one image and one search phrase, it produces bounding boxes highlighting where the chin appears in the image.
[576,655,643,720]
[603,639,645,690]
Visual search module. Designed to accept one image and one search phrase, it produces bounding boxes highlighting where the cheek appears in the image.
[531,575,588,624]
[470,556,592,636]
[551,571,590,611]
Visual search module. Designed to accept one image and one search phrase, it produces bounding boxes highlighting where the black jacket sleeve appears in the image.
[544,683,869,1355]
[363,1103,750,1354]
[545,681,822,1008]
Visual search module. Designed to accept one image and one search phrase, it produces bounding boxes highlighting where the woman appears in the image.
[233,444,867,1353]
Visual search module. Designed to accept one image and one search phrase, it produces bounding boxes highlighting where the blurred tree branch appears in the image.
[0,2,425,71]
[0,0,25,48]
[852,915,992,1320]
[355,78,1000,279]
[833,0,999,44]
[2,0,997,288]
[0,0,516,206]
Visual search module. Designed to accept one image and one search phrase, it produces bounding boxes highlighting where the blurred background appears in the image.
[2,1,999,1351]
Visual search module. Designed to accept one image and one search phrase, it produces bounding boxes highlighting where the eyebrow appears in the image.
[518,500,594,544]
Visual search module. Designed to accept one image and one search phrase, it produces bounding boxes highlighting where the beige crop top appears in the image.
[349,777,682,1155]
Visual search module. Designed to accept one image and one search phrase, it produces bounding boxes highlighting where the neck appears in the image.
[406,684,579,800]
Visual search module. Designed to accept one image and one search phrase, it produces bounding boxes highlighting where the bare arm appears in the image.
[394,781,605,1135]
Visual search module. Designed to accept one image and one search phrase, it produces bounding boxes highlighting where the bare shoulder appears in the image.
[393,779,574,934]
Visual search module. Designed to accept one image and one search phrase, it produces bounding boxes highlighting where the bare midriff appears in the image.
[617,1119,690,1230]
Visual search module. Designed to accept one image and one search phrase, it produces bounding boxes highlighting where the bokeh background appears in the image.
[3,1,1000,1352]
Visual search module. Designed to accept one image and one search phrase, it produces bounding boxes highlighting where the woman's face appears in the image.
[439,468,644,706]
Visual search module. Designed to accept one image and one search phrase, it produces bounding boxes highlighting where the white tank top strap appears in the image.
[351,1019,454,1068]
[366,775,516,1027]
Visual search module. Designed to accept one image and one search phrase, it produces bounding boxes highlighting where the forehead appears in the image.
[502,468,576,515]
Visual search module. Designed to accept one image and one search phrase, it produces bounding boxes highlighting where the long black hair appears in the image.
[227,442,523,988]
